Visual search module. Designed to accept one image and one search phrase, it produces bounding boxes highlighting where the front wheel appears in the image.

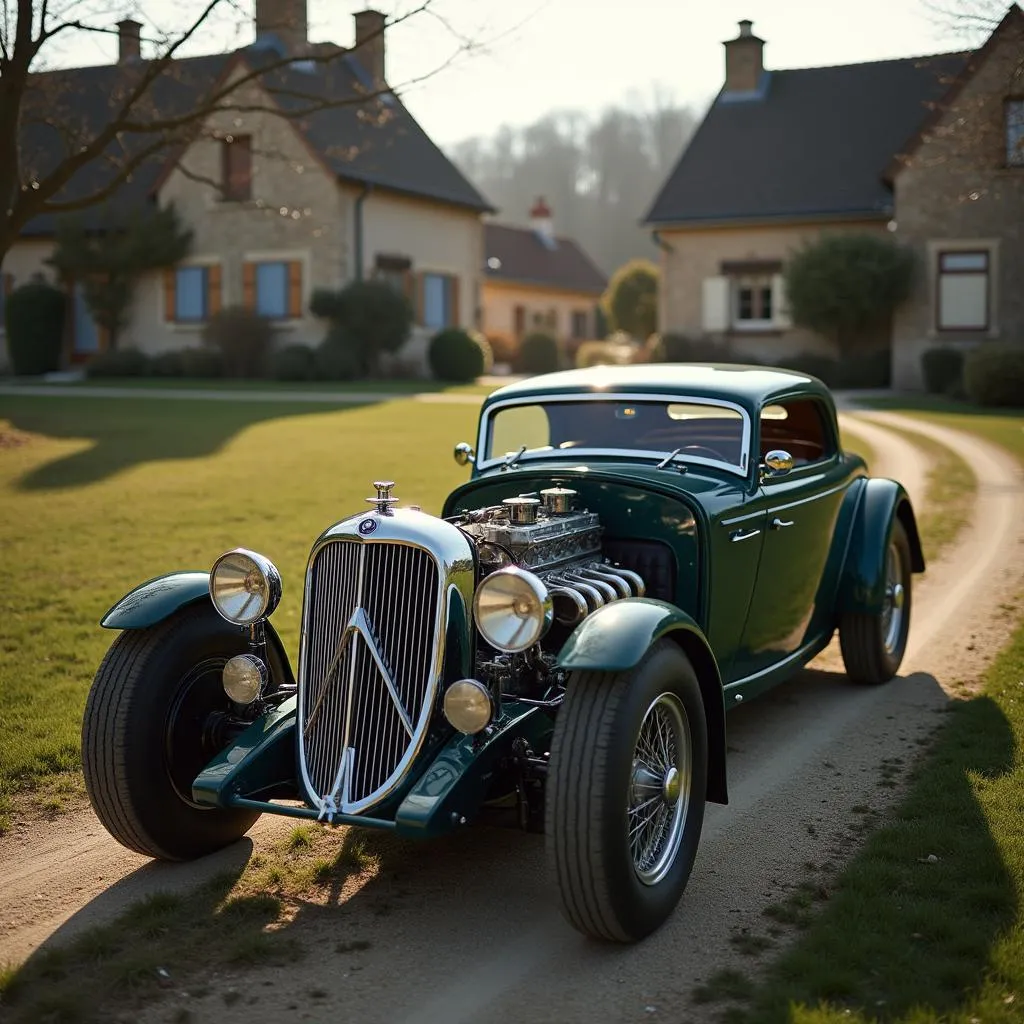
[545,640,708,942]
[839,519,913,685]
[82,604,261,860]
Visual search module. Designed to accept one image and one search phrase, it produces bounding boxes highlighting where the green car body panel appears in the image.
[98,364,924,838]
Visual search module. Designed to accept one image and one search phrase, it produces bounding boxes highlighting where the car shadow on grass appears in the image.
[0,395,389,492]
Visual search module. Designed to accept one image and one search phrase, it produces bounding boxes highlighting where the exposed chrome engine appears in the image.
[456,486,645,628]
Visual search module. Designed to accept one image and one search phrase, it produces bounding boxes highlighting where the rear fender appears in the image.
[100,570,295,686]
[556,598,728,805]
[837,480,925,616]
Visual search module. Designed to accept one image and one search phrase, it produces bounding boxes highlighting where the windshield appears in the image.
[482,397,749,472]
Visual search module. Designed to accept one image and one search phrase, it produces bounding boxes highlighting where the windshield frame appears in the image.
[476,392,753,476]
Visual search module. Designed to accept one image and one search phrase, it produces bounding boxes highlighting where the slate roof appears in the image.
[19,43,493,236]
[484,223,607,294]
[644,51,968,226]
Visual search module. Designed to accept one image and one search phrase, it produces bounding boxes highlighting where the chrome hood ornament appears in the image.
[366,480,399,516]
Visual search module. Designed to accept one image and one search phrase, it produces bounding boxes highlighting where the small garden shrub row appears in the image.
[963,342,1024,408]
[428,328,492,383]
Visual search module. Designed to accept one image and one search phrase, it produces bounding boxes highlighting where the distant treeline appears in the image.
[448,91,701,275]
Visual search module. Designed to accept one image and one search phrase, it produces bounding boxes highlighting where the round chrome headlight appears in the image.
[209,548,282,625]
[443,679,495,735]
[222,653,268,705]
[473,566,552,653]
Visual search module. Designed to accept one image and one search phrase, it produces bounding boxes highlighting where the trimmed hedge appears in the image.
[963,343,1024,408]
[921,347,965,395]
[516,331,559,374]
[202,306,275,378]
[428,327,486,382]
[84,348,151,378]
[4,281,67,376]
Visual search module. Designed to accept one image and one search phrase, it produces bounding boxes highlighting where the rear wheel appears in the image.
[82,604,261,860]
[839,519,912,684]
[546,640,708,942]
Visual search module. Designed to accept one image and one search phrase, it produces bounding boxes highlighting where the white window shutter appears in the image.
[772,273,791,328]
[701,276,729,332]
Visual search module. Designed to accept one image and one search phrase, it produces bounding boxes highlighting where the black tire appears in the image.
[839,518,912,685]
[82,603,261,861]
[545,639,708,942]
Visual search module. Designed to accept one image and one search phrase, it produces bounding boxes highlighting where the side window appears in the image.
[760,399,835,466]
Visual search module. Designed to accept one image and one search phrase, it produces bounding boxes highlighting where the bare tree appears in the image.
[0,0,472,263]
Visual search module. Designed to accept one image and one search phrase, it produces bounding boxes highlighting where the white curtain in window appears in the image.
[939,275,987,330]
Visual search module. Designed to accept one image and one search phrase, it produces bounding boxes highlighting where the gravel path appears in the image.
[2,409,1022,1023]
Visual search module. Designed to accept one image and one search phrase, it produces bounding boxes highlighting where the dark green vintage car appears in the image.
[82,364,924,943]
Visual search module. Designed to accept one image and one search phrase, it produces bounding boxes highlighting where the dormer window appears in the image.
[221,136,252,201]
[1006,99,1024,166]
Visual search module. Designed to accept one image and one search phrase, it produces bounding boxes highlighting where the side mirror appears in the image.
[454,442,476,466]
[761,449,793,480]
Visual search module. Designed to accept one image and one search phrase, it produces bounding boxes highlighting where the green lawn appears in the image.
[698,404,1024,1023]
[0,394,481,823]
[49,376,497,395]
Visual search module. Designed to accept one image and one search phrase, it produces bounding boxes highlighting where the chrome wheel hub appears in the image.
[881,542,906,654]
[627,692,691,886]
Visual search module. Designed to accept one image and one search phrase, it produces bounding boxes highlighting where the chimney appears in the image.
[530,197,554,243]
[354,10,386,85]
[254,0,308,55]
[723,19,765,93]
[117,19,142,64]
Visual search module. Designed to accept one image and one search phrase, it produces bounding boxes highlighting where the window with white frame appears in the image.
[1006,99,1024,167]
[732,275,773,327]
[174,266,209,322]
[937,251,989,331]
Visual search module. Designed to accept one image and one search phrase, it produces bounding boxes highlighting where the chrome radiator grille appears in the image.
[298,538,441,815]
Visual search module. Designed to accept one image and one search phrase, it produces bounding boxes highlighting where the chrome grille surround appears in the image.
[296,509,475,819]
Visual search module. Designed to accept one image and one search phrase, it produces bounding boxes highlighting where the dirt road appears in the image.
[2,409,1022,1023]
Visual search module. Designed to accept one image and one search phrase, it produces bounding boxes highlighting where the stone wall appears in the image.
[891,14,1024,389]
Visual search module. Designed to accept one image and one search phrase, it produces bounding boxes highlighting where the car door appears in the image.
[731,397,849,681]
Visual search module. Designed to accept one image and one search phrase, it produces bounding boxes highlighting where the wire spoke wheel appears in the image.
[628,692,691,885]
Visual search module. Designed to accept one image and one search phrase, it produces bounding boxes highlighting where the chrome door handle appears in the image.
[730,528,761,543]
[770,517,795,529]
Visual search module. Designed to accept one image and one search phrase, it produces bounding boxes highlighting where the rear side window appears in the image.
[759,399,835,466]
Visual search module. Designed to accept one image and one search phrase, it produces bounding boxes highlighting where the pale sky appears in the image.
[47,0,991,147]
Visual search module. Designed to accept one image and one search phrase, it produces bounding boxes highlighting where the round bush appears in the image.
[516,331,559,375]
[314,327,362,381]
[964,343,1024,408]
[428,328,486,382]
[4,281,67,376]
[921,347,964,395]
[272,343,316,381]
[486,332,519,366]
[85,348,152,378]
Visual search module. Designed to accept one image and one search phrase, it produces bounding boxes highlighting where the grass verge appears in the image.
[0,395,481,815]
[695,404,1024,1021]
[876,422,975,562]
[47,376,497,395]
[0,825,391,1023]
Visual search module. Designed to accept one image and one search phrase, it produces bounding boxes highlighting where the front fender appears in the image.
[100,570,295,687]
[101,571,211,629]
[557,598,728,805]
[837,479,925,616]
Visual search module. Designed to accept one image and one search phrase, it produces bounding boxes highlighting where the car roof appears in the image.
[482,363,833,417]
